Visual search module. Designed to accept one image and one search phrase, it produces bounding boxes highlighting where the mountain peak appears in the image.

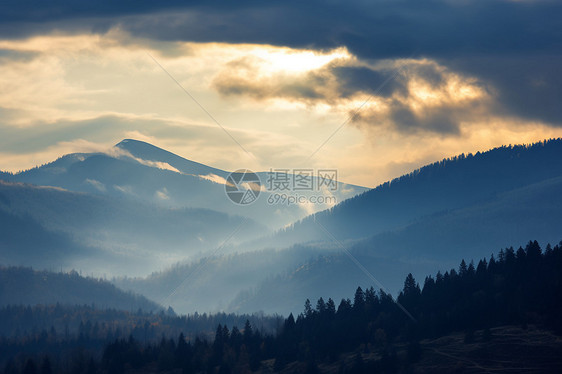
[115,139,227,177]
[115,138,182,160]
[116,138,156,150]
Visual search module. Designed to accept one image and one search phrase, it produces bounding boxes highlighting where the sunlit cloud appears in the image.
[116,150,182,174]
[114,184,134,195]
[1,28,562,189]
[85,178,107,192]
[213,56,492,136]
[155,187,170,200]
[199,173,228,185]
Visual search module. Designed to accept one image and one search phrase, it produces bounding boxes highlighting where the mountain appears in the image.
[0,139,365,276]
[43,242,562,373]
[0,180,265,276]
[5,138,562,316]
[0,202,87,269]
[0,266,161,312]
[115,139,227,177]
[119,139,562,315]
[273,139,562,246]
[4,139,367,229]
[114,245,329,313]
[231,144,562,314]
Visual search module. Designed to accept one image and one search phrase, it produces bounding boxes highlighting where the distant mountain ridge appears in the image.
[0,139,365,277]
[3,139,367,229]
[233,174,562,314]
[0,266,161,312]
[4,138,562,316]
[116,139,227,176]
[274,138,562,246]
[119,138,562,315]
[0,180,266,276]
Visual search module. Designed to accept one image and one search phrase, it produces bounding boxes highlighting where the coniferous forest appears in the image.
[3,240,562,373]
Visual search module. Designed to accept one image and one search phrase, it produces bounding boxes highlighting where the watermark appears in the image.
[225,168,338,206]
[267,193,337,206]
[225,169,261,205]
[266,168,338,206]
[266,168,338,192]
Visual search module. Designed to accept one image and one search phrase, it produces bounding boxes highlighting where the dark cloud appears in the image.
[2,0,561,132]
[129,1,562,59]
[356,100,479,136]
[446,54,562,127]
[213,59,489,135]
[2,1,560,58]
[331,65,403,98]
[213,58,409,103]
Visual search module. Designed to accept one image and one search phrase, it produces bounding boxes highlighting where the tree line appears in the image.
[3,240,562,373]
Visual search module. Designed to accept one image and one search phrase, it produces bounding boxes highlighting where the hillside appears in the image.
[274,139,562,246]
[25,240,562,374]
[233,174,562,315]
[123,159,562,315]
[0,266,161,312]
[114,245,329,313]
[0,207,88,269]
[0,180,265,275]
[4,139,367,229]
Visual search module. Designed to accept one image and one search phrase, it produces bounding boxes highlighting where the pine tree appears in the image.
[284,313,295,330]
[402,273,420,297]
[459,259,468,277]
[337,298,352,315]
[326,298,336,315]
[353,287,365,310]
[476,259,487,275]
[526,240,542,262]
[243,320,253,343]
[467,261,475,276]
[316,297,326,314]
[304,299,313,317]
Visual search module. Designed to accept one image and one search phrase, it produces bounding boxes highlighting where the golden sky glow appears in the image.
[1,31,561,187]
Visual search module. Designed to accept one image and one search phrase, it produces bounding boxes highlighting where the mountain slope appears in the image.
[0,266,161,312]
[0,180,265,275]
[233,174,562,315]
[0,206,88,268]
[5,139,367,229]
[116,139,227,176]
[125,140,562,315]
[114,245,329,313]
[274,139,562,246]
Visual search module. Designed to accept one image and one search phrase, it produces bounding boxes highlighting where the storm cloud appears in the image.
[1,0,561,137]
[2,1,560,58]
[213,57,491,135]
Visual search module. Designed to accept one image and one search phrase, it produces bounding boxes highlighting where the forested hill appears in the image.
[8,240,560,373]
[0,266,161,312]
[268,240,562,371]
[278,139,562,244]
[123,240,562,372]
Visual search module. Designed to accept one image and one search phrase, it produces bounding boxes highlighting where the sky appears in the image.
[1,0,561,188]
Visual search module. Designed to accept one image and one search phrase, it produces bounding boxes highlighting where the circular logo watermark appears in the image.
[225,169,261,205]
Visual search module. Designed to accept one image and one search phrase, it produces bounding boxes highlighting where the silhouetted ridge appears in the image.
[0,266,161,312]
[282,138,562,242]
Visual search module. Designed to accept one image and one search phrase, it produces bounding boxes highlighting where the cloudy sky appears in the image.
[1,0,561,187]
